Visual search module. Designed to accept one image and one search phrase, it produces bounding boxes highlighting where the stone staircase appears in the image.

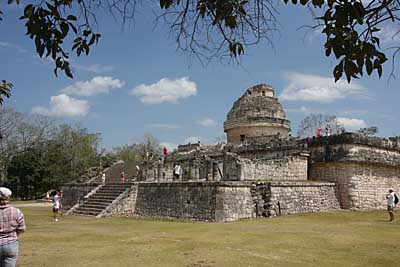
[88,160,140,184]
[71,183,133,217]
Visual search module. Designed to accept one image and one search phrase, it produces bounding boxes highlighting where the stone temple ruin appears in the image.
[64,84,400,222]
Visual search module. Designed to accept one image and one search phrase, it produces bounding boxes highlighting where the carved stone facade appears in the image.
[307,134,400,210]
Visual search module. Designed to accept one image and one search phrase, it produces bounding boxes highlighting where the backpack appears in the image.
[395,194,399,205]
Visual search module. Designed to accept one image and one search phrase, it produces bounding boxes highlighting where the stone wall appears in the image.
[310,162,400,210]
[101,185,138,217]
[215,185,254,222]
[133,182,255,222]
[222,152,307,181]
[307,133,400,166]
[225,124,290,143]
[241,156,307,181]
[268,181,340,216]
[134,182,220,221]
[109,181,340,222]
[61,183,99,210]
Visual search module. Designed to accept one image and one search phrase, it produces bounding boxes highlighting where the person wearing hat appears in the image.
[0,187,26,267]
[386,188,396,222]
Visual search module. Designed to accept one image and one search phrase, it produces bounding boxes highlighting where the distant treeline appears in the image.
[0,107,161,199]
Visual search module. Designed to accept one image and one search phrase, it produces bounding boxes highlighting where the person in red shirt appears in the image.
[120,172,126,183]
[163,147,168,156]
[316,128,322,137]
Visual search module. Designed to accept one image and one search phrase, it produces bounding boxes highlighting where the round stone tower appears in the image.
[224,84,291,143]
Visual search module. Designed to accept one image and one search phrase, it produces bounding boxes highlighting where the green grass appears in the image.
[17,207,400,267]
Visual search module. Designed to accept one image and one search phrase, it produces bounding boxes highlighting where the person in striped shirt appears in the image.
[0,187,26,267]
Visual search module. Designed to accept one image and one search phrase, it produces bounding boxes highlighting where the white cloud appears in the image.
[31,94,90,117]
[147,123,179,129]
[280,73,367,102]
[160,142,178,152]
[337,117,367,131]
[61,76,124,96]
[130,77,197,104]
[285,106,315,114]
[184,136,202,144]
[342,109,369,116]
[196,118,217,127]
[0,41,27,53]
[73,64,115,73]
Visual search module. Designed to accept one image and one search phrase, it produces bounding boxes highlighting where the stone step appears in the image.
[71,183,134,217]
[97,188,129,193]
[88,196,119,201]
[93,192,122,197]
[83,198,115,205]
[81,203,109,209]
[83,202,113,207]
[98,188,128,192]
[73,210,100,216]
[103,182,134,186]
[74,207,103,213]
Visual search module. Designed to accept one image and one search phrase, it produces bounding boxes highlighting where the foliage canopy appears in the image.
[1,0,400,104]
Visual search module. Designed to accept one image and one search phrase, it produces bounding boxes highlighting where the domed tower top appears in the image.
[224,84,291,143]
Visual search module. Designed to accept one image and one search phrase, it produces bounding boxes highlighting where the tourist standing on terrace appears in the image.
[0,187,26,267]
[120,172,126,183]
[101,172,106,184]
[386,188,396,222]
[173,163,182,180]
[163,146,168,156]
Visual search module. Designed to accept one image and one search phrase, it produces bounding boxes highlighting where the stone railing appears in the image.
[97,184,138,218]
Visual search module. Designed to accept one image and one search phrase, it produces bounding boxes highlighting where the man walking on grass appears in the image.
[53,190,63,222]
[0,187,26,267]
[386,188,396,222]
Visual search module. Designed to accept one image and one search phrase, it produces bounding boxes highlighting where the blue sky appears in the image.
[1,2,400,151]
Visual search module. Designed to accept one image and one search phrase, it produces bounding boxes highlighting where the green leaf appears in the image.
[88,34,96,46]
[365,58,373,75]
[64,65,73,78]
[60,22,69,37]
[376,63,382,78]
[67,15,77,21]
[83,30,91,37]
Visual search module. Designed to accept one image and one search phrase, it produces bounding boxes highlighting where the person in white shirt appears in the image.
[53,190,63,222]
[173,163,181,180]
[386,188,395,222]
[101,172,106,184]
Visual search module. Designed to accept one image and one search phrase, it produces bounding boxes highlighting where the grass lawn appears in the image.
[16,206,400,267]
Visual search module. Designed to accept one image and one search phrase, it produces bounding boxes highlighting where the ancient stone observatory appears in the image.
[224,84,291,143]
[64,84,400,222]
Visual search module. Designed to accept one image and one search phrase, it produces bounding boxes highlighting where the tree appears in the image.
[105,133,161,165]
[45,124,101,182]
[0,108,102,194]
[0,107,55,182]
[297,113,345,138]
[356,126,379,136]
[1,0,400,105]
[0,81,12,105]
[6,146,50,199]
[111,144,142,163]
